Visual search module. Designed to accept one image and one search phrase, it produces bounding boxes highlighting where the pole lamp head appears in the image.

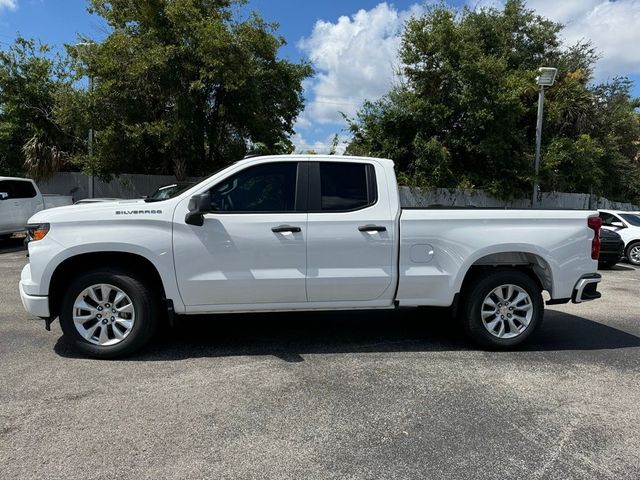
[536,67,557,87]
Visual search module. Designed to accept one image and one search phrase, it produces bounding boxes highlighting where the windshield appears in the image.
[145,183,194,202]
[620,213,640,226]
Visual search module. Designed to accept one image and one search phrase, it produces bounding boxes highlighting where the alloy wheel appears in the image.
[72,283,136,346]
[481,284,533,339]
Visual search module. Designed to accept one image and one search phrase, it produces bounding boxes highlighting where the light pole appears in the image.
[75,42,96,198]
[532,67,557,208]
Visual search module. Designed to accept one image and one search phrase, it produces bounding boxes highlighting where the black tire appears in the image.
[59,268,159,359]
[625,242,640,266]
[598,260,618,269]
[458,269,544,349]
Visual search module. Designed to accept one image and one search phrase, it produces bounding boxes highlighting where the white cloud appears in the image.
[298,2,424,125]
[493,1,640,81]
[0,0,17,12]
[292,132,348,155]
[294,0,640,148]
[546,1,640,81]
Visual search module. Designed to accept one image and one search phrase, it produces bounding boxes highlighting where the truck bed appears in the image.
[396,208,596,306]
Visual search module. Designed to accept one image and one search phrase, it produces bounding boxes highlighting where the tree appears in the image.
[345,0,640,202]
[62,0,312,178]
[0,38,79,180]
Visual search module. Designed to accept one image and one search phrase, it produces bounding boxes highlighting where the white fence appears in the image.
[37,173,197,201]
[399,187,640,211]
[37,172,640,210]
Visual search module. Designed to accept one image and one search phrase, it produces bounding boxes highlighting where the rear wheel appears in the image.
[458,269,543,349]
[626,242,640,266]
[59,268,158,358]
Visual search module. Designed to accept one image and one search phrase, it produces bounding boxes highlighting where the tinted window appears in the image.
[210,162,298,212]
[599,212,620,226]
[0,180,37,199]
[319,163,375,211]
[148,182,194,201]
[621,214,640,226]
[0,181,10,198]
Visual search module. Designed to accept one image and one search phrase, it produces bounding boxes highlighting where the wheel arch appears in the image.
[457,251,553,299]
[48,251,167,318]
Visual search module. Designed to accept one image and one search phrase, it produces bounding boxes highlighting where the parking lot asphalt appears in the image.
[1,236,639,480]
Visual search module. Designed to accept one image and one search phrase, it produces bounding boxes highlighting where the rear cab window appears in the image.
[309,162,377,212]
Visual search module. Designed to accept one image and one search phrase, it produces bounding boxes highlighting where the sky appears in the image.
[1,0,640,154]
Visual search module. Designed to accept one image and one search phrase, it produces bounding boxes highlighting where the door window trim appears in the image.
[307,161,378,213]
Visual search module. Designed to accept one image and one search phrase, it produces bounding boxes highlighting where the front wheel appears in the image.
[59,268,159,359]
[626,242,640,266]
[458,269,543,349]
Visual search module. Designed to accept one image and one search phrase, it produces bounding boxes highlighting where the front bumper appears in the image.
[19,281,50,317]
[571,273,602,303]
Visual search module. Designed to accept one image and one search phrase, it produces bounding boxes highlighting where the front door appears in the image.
[305,161,395,303]
[173,160,308,309]
[12,180,41,228]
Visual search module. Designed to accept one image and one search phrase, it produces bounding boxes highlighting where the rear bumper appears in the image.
[599,241,624,263]
[571,273,602,303]
[598,253,622,264]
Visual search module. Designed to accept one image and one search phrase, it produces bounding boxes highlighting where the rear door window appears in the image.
[312,162,377,212]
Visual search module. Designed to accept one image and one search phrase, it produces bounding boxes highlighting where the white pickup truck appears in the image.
[19,155,603,358]
[0,176,72,238]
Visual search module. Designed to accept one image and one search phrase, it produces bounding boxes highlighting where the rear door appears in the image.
[305,161,395,303]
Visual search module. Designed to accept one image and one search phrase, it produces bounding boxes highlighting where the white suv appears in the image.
[0,177,45,239]
[599,210,640,266]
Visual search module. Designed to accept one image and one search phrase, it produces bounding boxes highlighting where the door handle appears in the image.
[358,224,386,232]
[271,225,301,233]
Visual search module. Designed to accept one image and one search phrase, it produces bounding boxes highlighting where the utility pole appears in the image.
[75,42,96,198]
[88,74,94,198]
[532,67,557,208]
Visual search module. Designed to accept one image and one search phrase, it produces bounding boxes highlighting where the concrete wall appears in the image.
[37,173,196,202]
[399,187,640,211]
[37,172,640,210]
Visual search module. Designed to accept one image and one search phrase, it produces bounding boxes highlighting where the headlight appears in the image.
[26,223,50,242]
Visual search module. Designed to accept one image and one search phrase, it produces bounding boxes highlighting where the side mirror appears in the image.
[0,192,8,200]
[611,221,626,229]
[185,192,214,226]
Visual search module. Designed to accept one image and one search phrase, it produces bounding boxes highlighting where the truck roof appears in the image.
[236,154,394,167]
[0,176,36,182]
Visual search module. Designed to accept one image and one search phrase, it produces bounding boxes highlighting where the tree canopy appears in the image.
[0,0,312,180]
[0,38,78,180]
[345,0,640,202]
